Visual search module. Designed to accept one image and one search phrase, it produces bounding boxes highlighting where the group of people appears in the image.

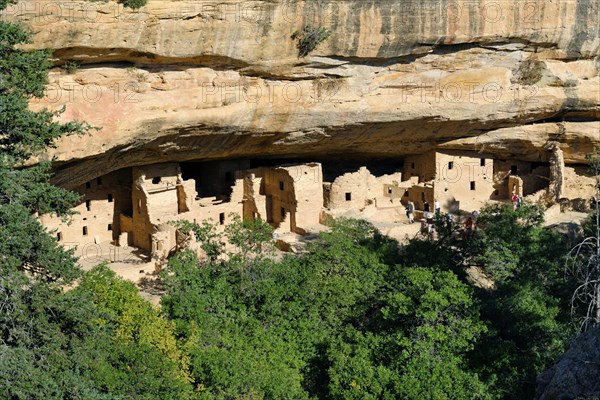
[405,200,440,225]
[404,199,479,238]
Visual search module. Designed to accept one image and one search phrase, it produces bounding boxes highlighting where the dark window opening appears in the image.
[280,207,286,218]
[219,212,225,225]
[107,194,113,203]
[96,177,102,185]
[531,162,544,172]
[411,162,415,170]
[85,182,91,189]
[511,165,518,175]
[279,181,284,191]
[152,177,161,184]
[57,232,62,241]
[387,187,393,194]
[448,161,454,170]
[86,199,91,211]
[480,158,486,166]
[107,224,112,231]
[82,226,88,236]
[470,181,476,190]
[494,189,499,196]
[345,192,352,201]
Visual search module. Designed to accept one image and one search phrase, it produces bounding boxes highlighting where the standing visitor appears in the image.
[407,201,414,224]
[511,192,519,210]
[465,217,474,237]
[434,200,441,214]
[426,212,434,234]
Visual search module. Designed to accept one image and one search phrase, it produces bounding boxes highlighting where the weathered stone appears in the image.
[536,327,600,400]
[1,0,597,192]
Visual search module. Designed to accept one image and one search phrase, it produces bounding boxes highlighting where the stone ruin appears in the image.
[40,148,596,260]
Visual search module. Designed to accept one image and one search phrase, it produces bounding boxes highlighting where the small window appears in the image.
[494,190,499,196]
[279,181,284,191]
[96,177,102,185]
[107,224,112,231]
[448,161,454,170]
[152,177,161,184]
[85,199,91,211]
[480,158,486,167]
[411,162,415,170]
[470,181,476,190]
[511,165,518,175]
[345,192,352,201]
[387,187,393,194]
[280,207,286,218]
[219,212,225,225]
[85,182,91,189]
[82,226,88,236]
[57,232,62,241]
[107,194,113,203]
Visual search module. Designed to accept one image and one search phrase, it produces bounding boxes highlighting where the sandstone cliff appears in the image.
[2,0,598,188]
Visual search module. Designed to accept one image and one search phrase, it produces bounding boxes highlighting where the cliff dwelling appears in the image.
[40,144,593,261]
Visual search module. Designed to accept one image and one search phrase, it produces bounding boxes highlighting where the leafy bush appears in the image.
[291,25,331,57]
[118,0,147,10]
[62,60,80,74]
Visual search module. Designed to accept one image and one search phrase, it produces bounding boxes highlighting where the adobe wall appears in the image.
[263,167,298,230]
[39,168,131,248]
[242,170,265,221]
[403,152,437,182]
[283,163,323,231]
[185,159,250,199]
[328,167,370,210]
[494,159,550,198]
[407,184,435,211]
[433,151,495,212]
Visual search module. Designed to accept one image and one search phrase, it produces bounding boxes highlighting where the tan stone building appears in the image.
[41,161,325,259]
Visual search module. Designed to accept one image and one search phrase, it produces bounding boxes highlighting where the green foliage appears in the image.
[399,204,574,399]
[291,25,331,57]
[161,218,489,398]
[76,265,194,398]
[225,213,275,263]
[170,219,225,262]
[0,8,194,399]
[62,60,80,74]
[117,0,147,10]
[0,23,92,164]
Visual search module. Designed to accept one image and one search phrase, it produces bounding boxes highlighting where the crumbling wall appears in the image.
[328,167,371,210]
[39,168,131,248]
[403,152,437,182]
[548,143,565,204]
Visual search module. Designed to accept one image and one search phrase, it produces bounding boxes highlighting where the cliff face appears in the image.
[2,0,599,187]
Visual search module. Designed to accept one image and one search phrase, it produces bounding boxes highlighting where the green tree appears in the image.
[0,8,195,398]
[566,147,600,330]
